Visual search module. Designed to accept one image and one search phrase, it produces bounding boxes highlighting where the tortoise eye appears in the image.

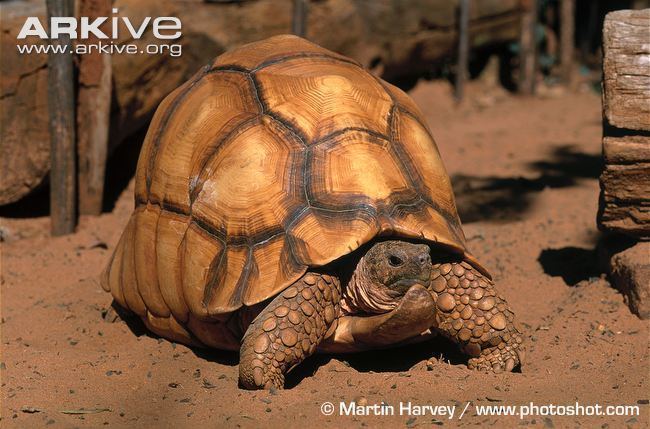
[388,255,404,267]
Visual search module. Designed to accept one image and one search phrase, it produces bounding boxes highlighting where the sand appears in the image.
[1,80,648,428]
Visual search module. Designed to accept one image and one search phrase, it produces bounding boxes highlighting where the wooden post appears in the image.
[46,0,76,235]
[77,0,112,215]
[599,9,650,236]
[292,0,307,38]
[559,0,575,85]
[518,0,537,95]
[455,0,470,102]
[599,9,650,320]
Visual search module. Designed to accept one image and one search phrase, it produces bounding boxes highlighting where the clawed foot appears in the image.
[467,324,525,373]
[239,273,342,390]
[468,341,524,373]
[428,260,525,374]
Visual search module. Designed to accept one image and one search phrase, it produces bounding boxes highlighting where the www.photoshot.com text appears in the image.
[320,401,641,420]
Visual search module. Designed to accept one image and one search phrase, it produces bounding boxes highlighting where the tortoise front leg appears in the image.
[429,260,525,372]
[239,273,341,389]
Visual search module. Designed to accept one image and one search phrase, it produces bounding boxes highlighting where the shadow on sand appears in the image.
[537,247,601,286]
[453,145,601,223]
[107,301,474,390]
[537,235,638,287]
[285,336,468,389]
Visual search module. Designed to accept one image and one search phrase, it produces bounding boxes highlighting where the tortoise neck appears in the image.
[341,255,399,315]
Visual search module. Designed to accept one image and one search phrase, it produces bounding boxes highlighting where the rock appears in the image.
[0,1,50,205]
[353,396,368,406]
[609,242,650,319]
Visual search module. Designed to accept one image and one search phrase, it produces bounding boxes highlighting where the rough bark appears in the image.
[46,0,76,235]
[518,0,537,94]
[76,0,112,215]
[602,9,650,131]
[599,9,650,321]
[598,135,650,237]
[598,9,650,238]
[559,0,574,84]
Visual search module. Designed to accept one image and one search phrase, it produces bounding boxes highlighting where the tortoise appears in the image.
[101,35,524,390]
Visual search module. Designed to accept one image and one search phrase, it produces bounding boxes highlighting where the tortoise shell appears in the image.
[102,35,486,329]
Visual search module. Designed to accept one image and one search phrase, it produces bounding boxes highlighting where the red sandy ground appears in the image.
[1,80,648,428]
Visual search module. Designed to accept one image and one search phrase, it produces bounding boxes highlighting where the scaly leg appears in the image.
[429,260,524,372]
[239,273,341,389]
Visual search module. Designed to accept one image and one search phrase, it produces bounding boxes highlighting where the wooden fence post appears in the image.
[518,0,537,95]
[559,0,575,85]
[292,0,308,38]
[455,0,470,102]
[77,0,112,215]
[46,0,76,235]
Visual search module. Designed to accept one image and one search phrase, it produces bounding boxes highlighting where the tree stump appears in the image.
[598,9,650,320]
[599,9,650,237]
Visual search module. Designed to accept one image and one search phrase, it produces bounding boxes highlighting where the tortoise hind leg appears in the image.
[429,260,525,372]
[239,273,341,389]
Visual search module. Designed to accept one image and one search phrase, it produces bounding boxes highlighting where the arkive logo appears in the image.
[17,8,181,40]
[15,8,183,57]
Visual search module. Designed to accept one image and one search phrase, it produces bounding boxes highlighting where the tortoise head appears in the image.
[344,240,431,314]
